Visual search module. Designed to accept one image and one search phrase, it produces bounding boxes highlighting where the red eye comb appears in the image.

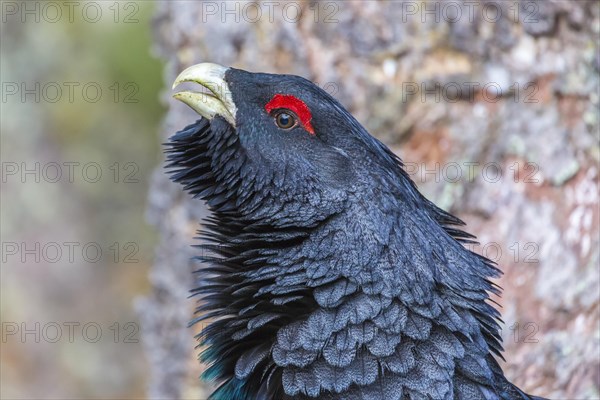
[265,94,315,135]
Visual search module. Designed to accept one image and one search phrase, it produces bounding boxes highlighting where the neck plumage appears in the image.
[166,119,521,399]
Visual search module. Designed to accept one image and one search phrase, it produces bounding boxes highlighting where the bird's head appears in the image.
[170,63,407,225]
[167,64,504,400]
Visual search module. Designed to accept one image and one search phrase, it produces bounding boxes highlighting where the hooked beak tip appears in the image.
[172,63,236,127]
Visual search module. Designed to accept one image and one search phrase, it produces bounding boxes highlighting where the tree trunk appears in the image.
[140,1,600,398]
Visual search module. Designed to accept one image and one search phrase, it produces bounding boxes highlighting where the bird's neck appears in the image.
[198,181,504,399]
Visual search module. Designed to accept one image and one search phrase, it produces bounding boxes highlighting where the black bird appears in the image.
[167,63,544,400]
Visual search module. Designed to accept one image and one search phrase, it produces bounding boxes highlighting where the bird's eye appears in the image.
[273,110,297,130]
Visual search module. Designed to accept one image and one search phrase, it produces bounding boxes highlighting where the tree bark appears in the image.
[141,1,600,398]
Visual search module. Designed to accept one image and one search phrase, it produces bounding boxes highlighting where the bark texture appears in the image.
[141,1,600,398]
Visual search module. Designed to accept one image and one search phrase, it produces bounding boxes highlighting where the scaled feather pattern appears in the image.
[166,66,545,400]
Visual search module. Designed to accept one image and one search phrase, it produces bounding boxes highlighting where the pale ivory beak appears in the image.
[172,63,237,127]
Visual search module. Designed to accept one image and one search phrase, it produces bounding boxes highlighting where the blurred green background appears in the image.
[2,2,163,398]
